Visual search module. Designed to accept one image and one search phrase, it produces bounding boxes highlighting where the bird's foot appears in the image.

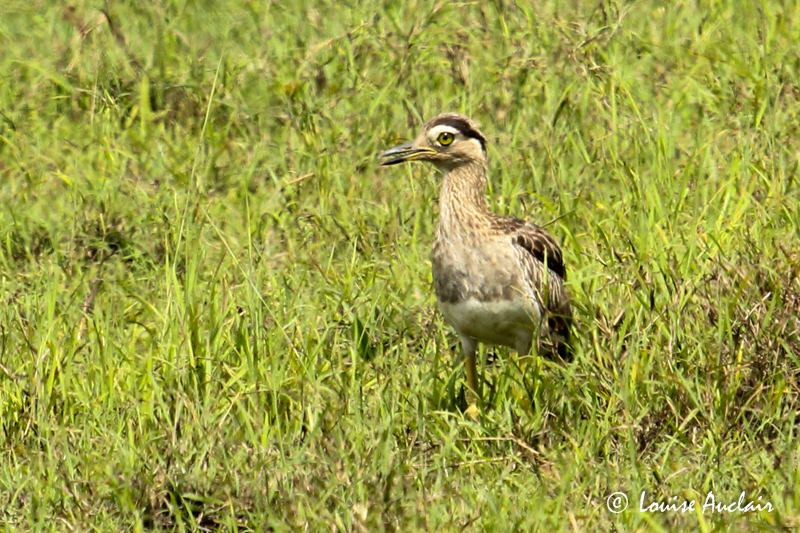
[465,402,480,420]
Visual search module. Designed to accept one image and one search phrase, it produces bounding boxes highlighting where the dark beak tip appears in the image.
[378,142,428,166]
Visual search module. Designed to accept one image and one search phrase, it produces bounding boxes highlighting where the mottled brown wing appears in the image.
[494,217,567,281]
[494,216,573,359]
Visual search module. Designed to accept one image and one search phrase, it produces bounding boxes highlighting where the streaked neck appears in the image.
[438,161,490,231]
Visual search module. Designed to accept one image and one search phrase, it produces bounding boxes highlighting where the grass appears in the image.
[1,0,800,530]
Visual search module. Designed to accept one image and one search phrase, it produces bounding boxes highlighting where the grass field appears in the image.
[2,0,800,530]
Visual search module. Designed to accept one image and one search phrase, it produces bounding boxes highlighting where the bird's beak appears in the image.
[379,142,435,166]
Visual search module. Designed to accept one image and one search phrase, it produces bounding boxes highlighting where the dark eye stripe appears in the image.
[429,116,487,151]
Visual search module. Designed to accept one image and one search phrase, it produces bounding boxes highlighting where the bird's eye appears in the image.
[437,132,455,146]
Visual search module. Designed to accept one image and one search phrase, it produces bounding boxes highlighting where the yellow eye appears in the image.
[437,132,455,146]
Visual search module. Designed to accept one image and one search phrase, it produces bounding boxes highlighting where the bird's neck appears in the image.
[437,161,491,231]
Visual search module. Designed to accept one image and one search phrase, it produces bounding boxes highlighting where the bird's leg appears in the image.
[460,336,480,417]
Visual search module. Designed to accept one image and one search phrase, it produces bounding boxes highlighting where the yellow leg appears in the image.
[461,337,480,418]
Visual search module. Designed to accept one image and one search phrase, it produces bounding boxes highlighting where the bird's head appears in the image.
[379,113,487,171]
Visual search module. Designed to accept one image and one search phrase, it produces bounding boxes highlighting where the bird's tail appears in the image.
[546,311,573,362]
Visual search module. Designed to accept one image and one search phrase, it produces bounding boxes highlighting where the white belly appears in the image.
[439,298,543,352]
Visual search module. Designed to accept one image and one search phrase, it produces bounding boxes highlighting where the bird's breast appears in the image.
[438,298,540,350]
[433,237,543,352]
[431,238,522,304]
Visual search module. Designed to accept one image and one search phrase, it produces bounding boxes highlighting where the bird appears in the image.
[379,113,573,413]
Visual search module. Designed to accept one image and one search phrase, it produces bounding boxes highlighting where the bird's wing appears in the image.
[491,216,573,357]
[493,217,567,281]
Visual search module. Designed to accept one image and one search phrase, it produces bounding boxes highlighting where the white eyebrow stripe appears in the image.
[428,124,461,140]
